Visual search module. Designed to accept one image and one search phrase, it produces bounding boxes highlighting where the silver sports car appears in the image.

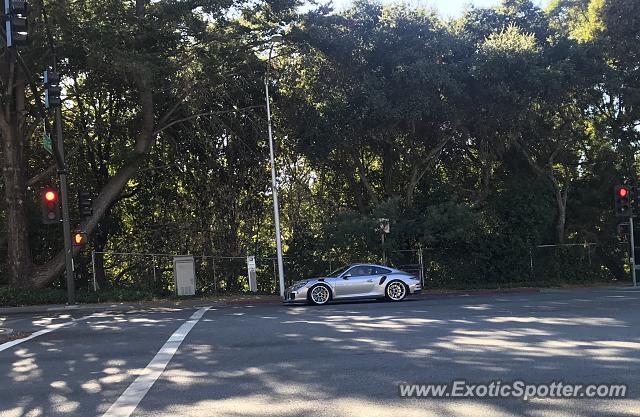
[283,263,422,305]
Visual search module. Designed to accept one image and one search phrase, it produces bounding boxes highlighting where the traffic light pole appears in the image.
[630,216,637,287]
[55,105,75,304]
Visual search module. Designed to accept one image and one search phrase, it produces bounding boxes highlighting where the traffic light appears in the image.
[78,191,93,218]
[72,231,87,246]
[41,188,60,224]
[3,0,29,48]
[617,222,630,241]
[615,185,632,217]
[44,70,61,109]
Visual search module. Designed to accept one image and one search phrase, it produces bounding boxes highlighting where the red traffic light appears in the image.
[44,190,57,202]
[615,185,634,217]
[41,188,61,224]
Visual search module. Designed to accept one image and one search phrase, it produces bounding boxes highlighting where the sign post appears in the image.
[42,131,53,155]
[378,218,390,265]
[615,185,637,287]
[631,216,637,287]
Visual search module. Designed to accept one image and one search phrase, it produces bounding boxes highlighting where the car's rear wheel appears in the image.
[385,280,407,302]
[308,284,332,305]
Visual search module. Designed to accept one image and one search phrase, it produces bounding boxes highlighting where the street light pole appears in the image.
[265,35,286,298]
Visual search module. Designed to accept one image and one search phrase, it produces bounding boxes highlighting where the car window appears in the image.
[373,267,391,275]
[328,265,351,277]
[348,266,372,276]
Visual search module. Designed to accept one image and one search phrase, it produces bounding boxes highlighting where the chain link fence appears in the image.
[529,243,623,283]
[87,252,292,295]
[80,243,622,295]
[84,249,428,295]
[411,243,622,289]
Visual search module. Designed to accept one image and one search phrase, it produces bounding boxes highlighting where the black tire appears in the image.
[385,280,408,302]
[308,284,332,305]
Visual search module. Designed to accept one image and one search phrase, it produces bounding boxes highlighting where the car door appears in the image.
[336,266,376,297]
[370,266,392,296]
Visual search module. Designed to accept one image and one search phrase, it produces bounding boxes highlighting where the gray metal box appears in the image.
[173,255,196,296]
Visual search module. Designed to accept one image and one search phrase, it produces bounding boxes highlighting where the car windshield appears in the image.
[327,265,351,277]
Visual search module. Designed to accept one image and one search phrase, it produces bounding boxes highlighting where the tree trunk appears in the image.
[382,141,394,198]
[1,56,33,288]
[514,140,570,245]
[92,221,111,290]
[354,157,379,206]
[554,184,568,244]
[1,122,33,288]
[406,164,420,208]
[405,136,450,207]
[344,168,367,214]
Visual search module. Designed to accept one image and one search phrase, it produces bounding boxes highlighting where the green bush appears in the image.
[76,289,156,304]
[0,287,67,306]
[0,287,156,307]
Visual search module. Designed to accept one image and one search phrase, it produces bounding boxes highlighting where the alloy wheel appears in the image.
[387,281,406,301]
[310,285,330,305]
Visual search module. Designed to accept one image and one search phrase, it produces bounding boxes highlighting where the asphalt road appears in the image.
[1,287,640,417]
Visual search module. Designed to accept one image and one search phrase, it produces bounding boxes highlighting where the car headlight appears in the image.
[289,281,308,291]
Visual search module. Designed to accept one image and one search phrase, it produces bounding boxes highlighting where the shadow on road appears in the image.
[1,288,639,417]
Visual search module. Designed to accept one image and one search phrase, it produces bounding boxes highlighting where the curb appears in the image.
[0,303,135,316]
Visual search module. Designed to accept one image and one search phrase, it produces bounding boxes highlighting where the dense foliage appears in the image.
[0,0,637,293]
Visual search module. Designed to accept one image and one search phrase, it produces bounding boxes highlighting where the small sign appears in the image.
[247,256,257,293]
[42,132,53,155]
[378,218,390,234]
[247,255,256,270]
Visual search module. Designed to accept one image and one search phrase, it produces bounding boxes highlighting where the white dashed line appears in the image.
[101,307,210,417]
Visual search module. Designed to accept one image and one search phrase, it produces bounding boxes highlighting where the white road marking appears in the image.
[101,307,210,417]
[0,313,96,352]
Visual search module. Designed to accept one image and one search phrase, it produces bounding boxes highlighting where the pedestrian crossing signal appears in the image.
[72,231,87,246]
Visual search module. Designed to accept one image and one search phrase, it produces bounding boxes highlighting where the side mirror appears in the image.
[342,274,351,280]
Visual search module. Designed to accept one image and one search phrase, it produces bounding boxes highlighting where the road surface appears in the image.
[1,286,639,417]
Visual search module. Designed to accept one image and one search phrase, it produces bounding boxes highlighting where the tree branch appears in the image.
[27,146,80,187]
[153,105,264,136]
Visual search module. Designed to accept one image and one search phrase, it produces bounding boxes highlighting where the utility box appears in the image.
[173,255,196,296]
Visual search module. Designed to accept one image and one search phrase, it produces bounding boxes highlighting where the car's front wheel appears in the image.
[385,280,407,302]
[308,284,331,305]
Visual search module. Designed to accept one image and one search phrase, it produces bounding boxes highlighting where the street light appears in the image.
[265,34,286,298]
